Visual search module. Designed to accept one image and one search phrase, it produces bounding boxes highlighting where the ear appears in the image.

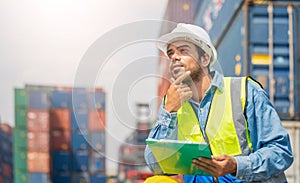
[200,53,211,67]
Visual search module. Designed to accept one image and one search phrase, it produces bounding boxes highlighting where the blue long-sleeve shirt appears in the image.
[144,73,293,182]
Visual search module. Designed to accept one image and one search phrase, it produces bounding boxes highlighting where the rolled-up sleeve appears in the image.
[144,103,178,173]
[234,81,294,181]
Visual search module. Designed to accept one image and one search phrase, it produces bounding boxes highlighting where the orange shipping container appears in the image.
[51,129,71,151]
[88,110,106,131]
[27,131,50,152]
[27,152,50,173]
[27,109,50,132]
[50,108,70,130]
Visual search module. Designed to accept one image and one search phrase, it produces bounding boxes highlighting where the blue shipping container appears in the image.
[88,91,106,110]
[90,173,107,183]
[209,1,300,120]
[72,150,89,172]
[89,131,105,152]
[52,151,71,171]
[72,88,89,109]
[52,172,71,183]
[29,173,49,183]
[51,90,71,108]
[89,151,105,172]
[28,90,49,109]
[71,130,89,151]
[71,172,90,183]
[71,109,89,130]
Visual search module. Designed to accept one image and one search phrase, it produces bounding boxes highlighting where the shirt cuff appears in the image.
[234,156,252,180]
[158,108,177,128]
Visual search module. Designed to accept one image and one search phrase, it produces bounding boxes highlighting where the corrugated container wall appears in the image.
[195,0,300,120]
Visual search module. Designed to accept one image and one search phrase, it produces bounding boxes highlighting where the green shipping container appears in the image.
[15,108,27,128]
[14,169,28,183]
[13,128,27,148]
[15,88,28,108]
[14,149,27,170]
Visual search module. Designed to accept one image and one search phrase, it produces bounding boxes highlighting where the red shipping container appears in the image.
[27,131,50,152]
[50,108,70,130]
[27,152,50,173]
[0,175,3,183]
[27,109,50,132]
[2,163,12,177]
[88,110,106,131]
[51,129,71,151]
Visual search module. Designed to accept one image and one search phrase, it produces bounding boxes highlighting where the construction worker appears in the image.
[144,23,293,182]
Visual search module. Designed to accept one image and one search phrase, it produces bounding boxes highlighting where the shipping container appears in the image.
[90,173,107,183]
[52,172,71,183]
[50,108,71,130]
[51,151,71,172]
[27,131,50,152]
[13,128,27,149]
[27,109,50,132]
[14,108,27,128]
[50,129,71,151]
[89,151,106,173]
[13,150,27,170]
[89,131,105,152]
[14,88,28,108]
[72,88,89,109]
[72,150,89,172]
[51,90,71,108]
[27,152,50,173]
[28,173,50,183]
[71,172,89,183]
[88,110,106,131]
[14,169,28,183]
[28,90,49,109]
[200,1,300,120]
[88,90,106,110]
[71,130,89,151]
[71,109,89,130]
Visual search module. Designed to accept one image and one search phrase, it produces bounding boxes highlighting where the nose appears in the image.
[170,50,181,63]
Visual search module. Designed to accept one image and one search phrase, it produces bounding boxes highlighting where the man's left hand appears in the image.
[192,155,237,177]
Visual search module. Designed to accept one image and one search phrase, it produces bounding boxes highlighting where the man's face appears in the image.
[167,40,206,82]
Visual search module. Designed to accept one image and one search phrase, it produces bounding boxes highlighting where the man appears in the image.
[144,23,293,182]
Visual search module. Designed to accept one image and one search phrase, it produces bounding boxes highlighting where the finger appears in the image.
[173,70,191,85]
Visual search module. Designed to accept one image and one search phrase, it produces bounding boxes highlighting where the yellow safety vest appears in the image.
[177,77,253,156]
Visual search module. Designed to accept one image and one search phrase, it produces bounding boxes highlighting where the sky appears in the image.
[0,0,169,173]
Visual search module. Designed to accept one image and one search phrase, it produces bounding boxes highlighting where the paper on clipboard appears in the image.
[146,138,212,176]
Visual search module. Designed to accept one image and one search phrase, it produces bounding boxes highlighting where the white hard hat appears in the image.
[157,23,217,64]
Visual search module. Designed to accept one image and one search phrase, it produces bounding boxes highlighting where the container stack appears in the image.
[14,87,52,183]
[87,89,106,183]
[0,122,13,183]
[14,88,28,183]
[50,88,72,182]
[13,85,107,183]
[117,103,153,183]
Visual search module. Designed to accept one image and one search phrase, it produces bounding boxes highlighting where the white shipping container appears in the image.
[282,121,300,183]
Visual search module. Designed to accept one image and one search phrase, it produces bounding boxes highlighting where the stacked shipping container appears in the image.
[0,123,13,183]
[13,85,106,183]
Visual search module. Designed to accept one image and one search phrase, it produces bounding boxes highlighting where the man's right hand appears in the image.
[164,71,193,113]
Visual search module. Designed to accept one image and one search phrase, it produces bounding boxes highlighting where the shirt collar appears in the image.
[210,71,224,92]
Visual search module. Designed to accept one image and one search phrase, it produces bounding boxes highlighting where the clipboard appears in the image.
[146,138,212,176]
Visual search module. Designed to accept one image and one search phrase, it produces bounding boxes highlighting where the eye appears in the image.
[167,51,174,58]
[179,48,188,54]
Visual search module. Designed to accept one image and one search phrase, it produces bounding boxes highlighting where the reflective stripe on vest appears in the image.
[177,77,253,156]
